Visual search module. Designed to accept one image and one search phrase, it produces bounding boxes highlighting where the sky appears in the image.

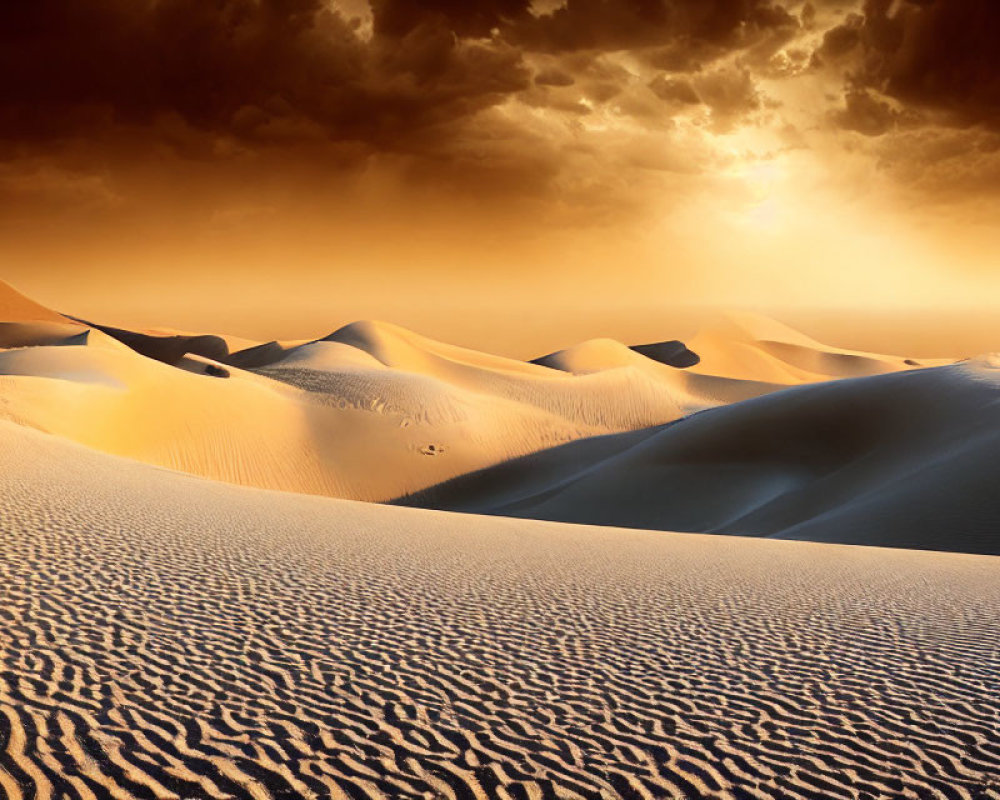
[1,0,998,351]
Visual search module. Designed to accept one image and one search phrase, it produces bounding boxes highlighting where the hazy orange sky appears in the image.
[2,0,998,351]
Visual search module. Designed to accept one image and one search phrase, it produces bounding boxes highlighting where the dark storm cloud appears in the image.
[513,0,799,59]
[372,0,531,38]
[648,76,701,105]
[834,0,1000,132]
[815,13,863,61]
[534,68,576,87]
[834,88,898,136]
[0,0,798,139]
[0,0,805,185]
[0,0,529,153]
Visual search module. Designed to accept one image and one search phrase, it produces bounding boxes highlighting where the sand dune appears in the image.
[145,325,262,354]
[73,318,233,366]
[0,280,69,324]
[533,338,700,373]
[1,419,998,799]
[226,338,327,370]
[687,312,938,384]
[1,285,990,548]
[401,360,1000,555]
[0,328,688,501]
[2,282,998,797]
[0,321,90,349]
[1,309,790,502]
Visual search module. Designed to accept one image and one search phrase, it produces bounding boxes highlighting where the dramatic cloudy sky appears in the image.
[2,0,999,347]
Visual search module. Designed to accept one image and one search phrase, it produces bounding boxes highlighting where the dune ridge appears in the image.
[400,359,1000,554]
[686,312,940,384]
[72,318,232,366]
[0,310,794,502]
[0,283,989,548]
[1,420,998,799]
[0,280,69,324]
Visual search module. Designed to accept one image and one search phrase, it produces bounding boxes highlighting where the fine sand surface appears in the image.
[2,420,999,800]
[400,360,1000,555]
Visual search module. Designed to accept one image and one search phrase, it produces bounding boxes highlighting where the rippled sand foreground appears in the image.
[2,422,999,800]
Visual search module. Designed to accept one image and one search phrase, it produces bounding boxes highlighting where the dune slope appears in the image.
[0,314,787,502]
[0,280,68,323]
[400,360,1000,555]
[0,335,697,501]
[687,312,939,383]
[1,420,999,799]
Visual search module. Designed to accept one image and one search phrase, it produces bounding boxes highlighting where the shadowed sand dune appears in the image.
[0,284,987,541]
[533,338,699,372]
[629,340,701,368]
[71,318,232,366]
[399,360,1000,555]
[1,419,999,799]
[0,321,91,350]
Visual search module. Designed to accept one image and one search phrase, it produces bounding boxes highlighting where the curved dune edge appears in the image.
[0,316,780,503]
[1,281,949,508]
[399,361,1000,555]
[1,420,999,799]
[0,280,69,324]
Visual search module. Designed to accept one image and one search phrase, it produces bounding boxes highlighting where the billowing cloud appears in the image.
[0,0,530,153]
[850,0,1000,130]
[2,0,1000,328]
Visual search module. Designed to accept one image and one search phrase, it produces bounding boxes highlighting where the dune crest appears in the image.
[0,298,791,500]
[687,310,939,383]
[0,280,70,324]
[401,362,1000,554]
[0,285,989,541]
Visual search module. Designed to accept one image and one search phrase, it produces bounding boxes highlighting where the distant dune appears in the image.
[73,318,232,366]
[686,312,937,383]
[0,282,988,533]
[1,283,987,547]
[0,311,796,502]
[0,280,72,324]
[1,419,998,799]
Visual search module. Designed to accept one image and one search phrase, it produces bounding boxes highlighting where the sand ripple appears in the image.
[1,424,999,799]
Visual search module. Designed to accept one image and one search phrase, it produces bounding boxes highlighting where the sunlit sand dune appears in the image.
[0,334,687,500]
[1,420,998,799]
[0,281,989,540]
[687,312,940,384]
[0,280,69,324]
[1,292,803,502]
[402,359,1000,554]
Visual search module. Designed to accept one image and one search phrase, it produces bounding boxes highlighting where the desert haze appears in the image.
[1,278,998,800]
